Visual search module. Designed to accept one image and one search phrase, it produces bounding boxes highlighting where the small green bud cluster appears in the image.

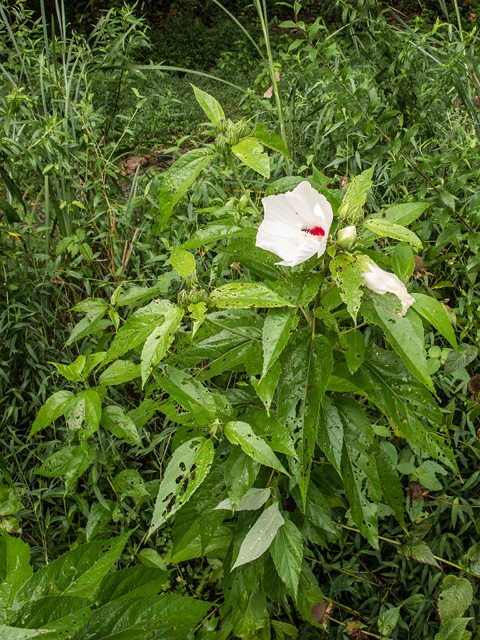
[177,272,209,309]
[214,119,248,154]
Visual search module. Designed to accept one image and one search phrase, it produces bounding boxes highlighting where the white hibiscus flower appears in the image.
[361,261,415,317]
[255,181,333,267]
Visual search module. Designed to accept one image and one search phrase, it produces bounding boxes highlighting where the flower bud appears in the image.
[187,288,209,305]
[337,226,357,250]
[214,134,229,155]
[185,272,199,290]
[177,290,190,309]
[217,118,228,134]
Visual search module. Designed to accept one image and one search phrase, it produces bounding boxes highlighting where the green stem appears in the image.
[253,0,288,152]
[227,153,260,218]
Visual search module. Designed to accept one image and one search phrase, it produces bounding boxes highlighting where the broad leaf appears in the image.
[224,421,288,475]
[149,438,214,535]
[105,299,176,365]
[232,503,285,569]
[98,360,141,386]
[384,202,429,226]
[377,607,400,636]
[100,405,142,446]
[398,538,439,567]
[364,219,423,249]
[277,332,334,506]
[337,165,374,222]
[231,138,270,178]
[182,222,256,250]
[112,470,149,498]
[344,329,365,374]
[444,343,477,374]
[28,391,74,439]
[10,596,92,639]
[15,534,131,604]
[214,488,271,512]
[330,254,364,322]
[392,242,415,284]
[295,561,324,628]
[270,519,303,597]
[262,307,298,378]
[192,84,225,126]
[254,123,290,157]
[210,283,293,309]
[170,247,196,277]
[94,566,172,606]
[438,576,473,624]
[225,447,260,509]
[413,293,458,351]
[141,305,183,386]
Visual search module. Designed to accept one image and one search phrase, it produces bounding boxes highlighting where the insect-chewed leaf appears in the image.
[149,438,214,536]
[232,503,284,569]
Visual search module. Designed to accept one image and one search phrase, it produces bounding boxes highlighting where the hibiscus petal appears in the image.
[361,263,415,317]
[285,181,333,231]
[275,237,319,267]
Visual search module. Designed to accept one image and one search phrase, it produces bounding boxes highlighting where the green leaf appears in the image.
[337,165,374,222]
[159,149,213,229]
[36,445,95,490]
[384,202,429,226]
[214,488,271,512]
[149,438,214,535]
[10,596,92,639]
[0,198,20,223]
[68,389,102,437]
[15,533,131,605]
[65,309,106,347]
[438,576,473,624]
[377,607,400,636]
[392,243,415,284]
[361,295,434,391]
[94,566,172,606]
[54,355,86,382]
[112,470,149,498]
[248,411,297,458]
[0,626,50,639]
[170,247,196,277]
[254,123,290,157]
[141,305,183,386]
[435,617,472,640]
[318,398,344,474]
[100,406,142,446]
[225,448,260,509]
[224,421,289,475]
[398,538,439,567]
[232,503,284,569]
[182,222,256,250]
[28,391,74,439]
[344,330,365,374]
[211,282,293,309]
[444,343,477,374]
[376,442,405,527]
[295,561,324,627]
[262,307,298,379]
[330,254,365,322]
[98,360,141,386]
[363,218,423,249]
[105,299,174,364]
[192,84,225,126]
[277,332,334,506]
[231,138,270,178]
[0,533,30,583]
[137,548,168,570]
[270,519,303,597]
[115,280,171,307]
[71,594,212,640]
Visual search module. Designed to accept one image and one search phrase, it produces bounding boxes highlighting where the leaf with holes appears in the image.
[100,406,142,446]
[141,305,184,386]
[377,607,400,636]
[231,138,270,178]
[112,470,149,498]
[170,247,196,278]
[232,503,284,569]
[337,165,374,222]
[28,391,74,439]
[345,329,365,374]
[330,254,365,323]
[277,330,334,507]
[364,219,423,249]
[149,438,214,536]
[210,282,293,309]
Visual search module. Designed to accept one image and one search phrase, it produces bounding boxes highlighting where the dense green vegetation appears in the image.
[1,0,480,638]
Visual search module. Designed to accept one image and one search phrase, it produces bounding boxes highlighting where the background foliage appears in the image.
[1,0,480,638]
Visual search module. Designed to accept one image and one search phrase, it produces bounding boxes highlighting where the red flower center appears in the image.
[309,226,325,237]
